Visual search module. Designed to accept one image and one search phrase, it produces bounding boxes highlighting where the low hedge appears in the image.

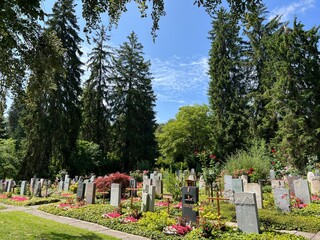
[259,209,320,233]
[0,197,60,206]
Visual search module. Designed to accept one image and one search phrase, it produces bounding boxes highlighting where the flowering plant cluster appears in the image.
[199,219,213,237]
[155,201,169,207]
[120,216,138,223]
[163,224,191,236]
[232,168,254,178]
[102,212,121,218]
[172,202,182,209]
[57,203,79,210]
[291,196,307,209]
[10,196,28,202]
[0,194,8,199]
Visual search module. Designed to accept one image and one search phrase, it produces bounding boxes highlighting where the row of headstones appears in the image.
[59,175,95,192]
[180,185,261,234]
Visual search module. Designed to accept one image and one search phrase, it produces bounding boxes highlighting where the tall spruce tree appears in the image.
[46,0,83,173]
[243,3,284,142]
[208,8,248,158]
[111,32,157,171]
[81,25,113,154]
[19,30,65,178]
[265,20,320,169]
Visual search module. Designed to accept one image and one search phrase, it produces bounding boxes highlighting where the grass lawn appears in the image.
[0,211,119,240]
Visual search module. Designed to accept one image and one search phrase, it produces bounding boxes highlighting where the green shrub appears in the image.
[223,140,271,182]
[163,170,183,201]
[137,210,175,231]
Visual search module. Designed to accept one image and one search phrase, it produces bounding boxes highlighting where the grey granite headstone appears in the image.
[310,177,320,195]
[223,189,235,203]
[141,192,149,212]
[83,179,89,196]
[293,179,311,204]
[199,175,206,189]
[110,183,121,207]
[307,172,315,182]
[6,180,13,192]
[234,192,260,233]
[315,169,320,176]
[271,180,285,190]
[224,175,232,191]
[241,175,249,187]
[35,181,42,197]
[76,181,86,200]
[231,179,243,193]
[63,178,70,192]
[154,179,163,196]
[269,170,276,180]
[148,185,156,212]
[129,178,137,197]
[143,179,152,193]
[182,186,199,223]
[86,182,96,204]
[20,181,27,195]
[58,181,64,191]
[285,176,299,196]
[40,178,45,188]
[90,175,95,182]
[274,188,291,213]
[64,174,69,182]
[244,183,263,209]
[2,180,7,191]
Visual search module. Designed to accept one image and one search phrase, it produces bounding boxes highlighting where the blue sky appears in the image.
[42,0,320,123]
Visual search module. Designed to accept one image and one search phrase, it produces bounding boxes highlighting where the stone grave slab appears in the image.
[76,181,86,200]
[271,180,285,190]
[20,181,27,195]
[222,189,235,204]
[310,176,320,195]
[231,179,243,193]
[244,183,263,209]
[154,179,163,196]
[63,178,70,192]
[86,182,96,204]
[129,178,137,197]
[307,172,315,182]
[110,183,121,207]
[35,181,42,197]
[6,180,13,192]
[274,188,291,213]
[182,186,199,223]
[148,185,156,212]
[285,176,300,196]
[234,192,260,233]
[293,179,311,204]
[224,175,232,191]
[269,170,276,180]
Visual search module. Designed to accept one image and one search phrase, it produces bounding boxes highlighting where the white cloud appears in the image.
[269,0,315,21]
[151,55,209,104]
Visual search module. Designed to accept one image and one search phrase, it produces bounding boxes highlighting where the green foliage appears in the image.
[0,138,21,179]
[70,140,103,176]
[137,210,175,231]
[223,140,271,182]
[156,104,212,170]
[162,170,183,201]
[111,32,157,171]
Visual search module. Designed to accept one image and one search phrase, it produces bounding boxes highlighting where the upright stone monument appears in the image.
[293,179,311,204]
[285,176,300,196]
[181,186,199,223]
[6,180,13,192]
[224,175,232,191]
[129,178,137,197]
[271,180,285,190]
[35,181,42,197]
[64,177,70,192]
[231,179,243,193]
[234,192,260,233]
[310,177,320,195]
[274,188,291,213]
[86,182,96,204]
[307,172,315,182]
[244,183,263,209]
[76,181,86,200]
[20,181,27,196]
[110,183,121,207]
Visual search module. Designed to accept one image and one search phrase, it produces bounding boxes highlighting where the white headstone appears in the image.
[244,183,263,209]
[110,183,121,207]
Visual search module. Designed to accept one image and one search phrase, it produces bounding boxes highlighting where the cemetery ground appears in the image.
[2,176,320,240]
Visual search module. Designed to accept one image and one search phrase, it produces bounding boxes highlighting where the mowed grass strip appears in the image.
[0,211,119,240]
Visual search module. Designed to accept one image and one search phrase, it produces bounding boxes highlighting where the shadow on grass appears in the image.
[39,232,112,240]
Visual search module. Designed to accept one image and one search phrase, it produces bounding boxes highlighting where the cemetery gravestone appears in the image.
[231,179,243,193]
[154,179,163,196]
[86,182,96,204]
[20,181,27,196]
[293,179,311,204]
[274,188,291,213]
[307,172,315,182]
[90,175,95,182]
[234,192,260,233]
[223,189,235,204]
[110,183,121,207]
[224,175,232,191]
[64,177,70,192]
[244,183,263,209]
[58,181,64,191]
[141,192,149,212]
[310,177,320,195]
[199,175,206,189]
[240,175,249,187]
[148,185,156,212]
[40,178,45,188]
[35,181,42,197]
[6,180,13,192]
[181,186,199,223]
[76,181,86,200]
[286,176,299,196]
[129,178,137,197]
[269,170,276,180]
[83,179,89,196]
[315,169,320,176]
[271,180,285,190]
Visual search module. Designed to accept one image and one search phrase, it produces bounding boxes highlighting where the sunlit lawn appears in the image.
[0,211,119,240]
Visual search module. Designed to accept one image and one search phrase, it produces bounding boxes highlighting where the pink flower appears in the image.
[11,196,28,202]
[156,201,169,207]
[173,202,182,209]
[102,212,121,218]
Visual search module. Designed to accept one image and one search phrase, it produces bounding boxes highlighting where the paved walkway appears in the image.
[0,203,148,240]
[1,202,320,239]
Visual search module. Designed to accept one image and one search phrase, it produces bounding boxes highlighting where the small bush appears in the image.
[95,172,130,192]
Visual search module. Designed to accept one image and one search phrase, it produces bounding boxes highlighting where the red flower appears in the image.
[209,154,216,159]
[271,148,276,153]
